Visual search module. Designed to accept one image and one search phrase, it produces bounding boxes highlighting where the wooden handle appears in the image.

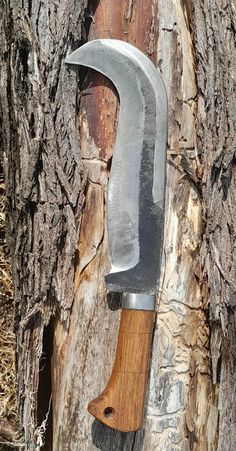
[88,309,155,432]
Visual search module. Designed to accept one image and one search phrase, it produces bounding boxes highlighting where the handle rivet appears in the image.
[104,407,115,418]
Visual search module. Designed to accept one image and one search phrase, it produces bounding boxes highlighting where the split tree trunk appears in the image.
[0,0,235,450]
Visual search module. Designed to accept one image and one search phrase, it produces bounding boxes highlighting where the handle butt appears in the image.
[88,309,155,432]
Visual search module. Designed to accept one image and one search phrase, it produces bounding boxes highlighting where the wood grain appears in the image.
[88,309,155,432]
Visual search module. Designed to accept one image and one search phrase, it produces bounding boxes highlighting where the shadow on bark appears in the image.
[91,419,136,451]
[107,292,121,311]
[37,321,54,451]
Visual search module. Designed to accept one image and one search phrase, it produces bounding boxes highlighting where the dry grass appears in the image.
[0,277,16,422]
[0,172,18,448]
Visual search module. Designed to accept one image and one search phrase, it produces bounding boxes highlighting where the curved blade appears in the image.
[66,39,167,293]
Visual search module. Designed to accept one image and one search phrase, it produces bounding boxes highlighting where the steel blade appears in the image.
[65,39,167,293]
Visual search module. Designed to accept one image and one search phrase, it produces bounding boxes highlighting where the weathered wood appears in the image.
[0,0,235,450]
[142,2,213,449]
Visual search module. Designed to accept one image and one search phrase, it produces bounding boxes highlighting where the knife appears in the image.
[65,39,167,432]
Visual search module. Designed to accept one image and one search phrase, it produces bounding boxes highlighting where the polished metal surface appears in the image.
[122,292,156,311]
[66,39,167,296]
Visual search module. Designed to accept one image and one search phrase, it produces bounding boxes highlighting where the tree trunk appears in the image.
[0,0,235,450]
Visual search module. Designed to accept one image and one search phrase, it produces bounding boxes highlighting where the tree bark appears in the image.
[192,1,236,449]
[0,0,235,450]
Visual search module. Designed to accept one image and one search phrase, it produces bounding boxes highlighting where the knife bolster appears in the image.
[87,308,155,432]
[122,292,156,310]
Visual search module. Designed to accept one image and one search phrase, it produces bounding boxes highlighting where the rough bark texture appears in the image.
[0,0,88,448]
[192,1,236,449]
[0,0,235,450]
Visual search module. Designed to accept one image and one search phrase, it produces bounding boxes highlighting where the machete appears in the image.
[65,39,167,432]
